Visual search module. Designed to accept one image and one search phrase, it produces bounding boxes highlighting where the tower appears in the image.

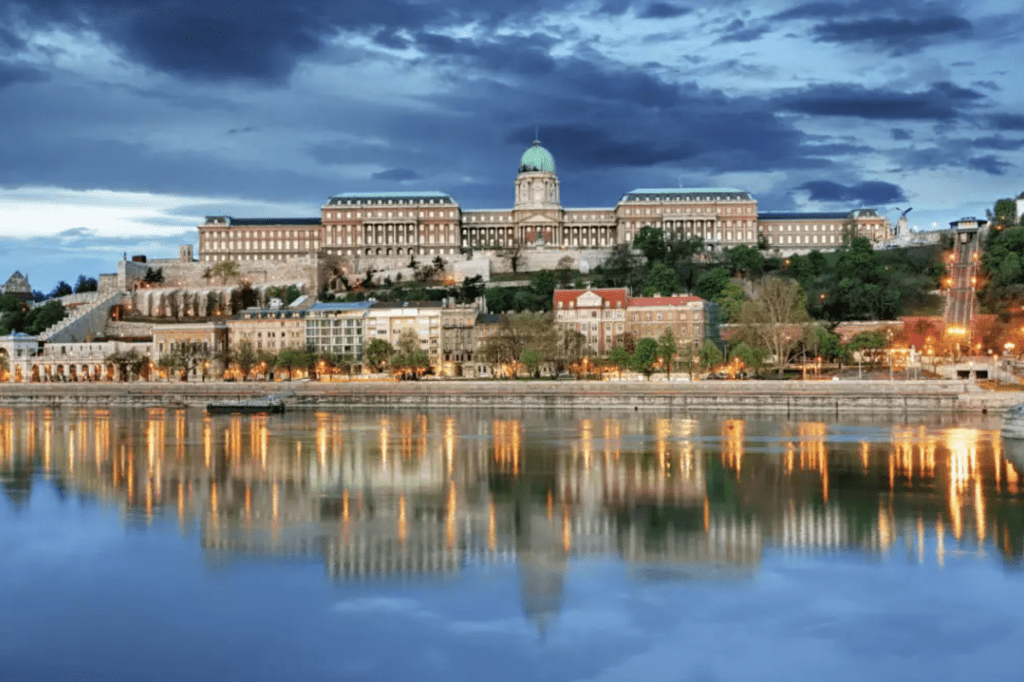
[513,140,562,245]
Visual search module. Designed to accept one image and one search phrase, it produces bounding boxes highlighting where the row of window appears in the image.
[324,210,458,220]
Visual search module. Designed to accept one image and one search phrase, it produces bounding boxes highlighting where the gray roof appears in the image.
[370,301,443,309]
[327,191,455,206]
[309,301,373,311]
[204,217,321,226]
[620,188,752,202]
[758,212,850,221]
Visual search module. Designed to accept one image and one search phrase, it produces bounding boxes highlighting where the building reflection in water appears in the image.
[2,407,1024,632]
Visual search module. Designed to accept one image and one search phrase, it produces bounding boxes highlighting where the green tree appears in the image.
[729,341,764,377]
[49,281,73,298]
[694,267,730,301]
[988,198,1019,229]
[0,293,22,314]
[633,226,667,262]
[594,243,645,291]
[657,329,677,380]
[814,326,844,364]
[365,338,394,372]
[726,245,765,278]
[807,251,828,276]
[607,345,630,379]
[699,339,724,372]
[143,267,164,284]
[156,353,179,381]
[390,329,430,377]
[846,331,887,366]
[74,275,98,293]
[713,281,746,323]
[210,261,240,285]
[643,262,681,296]
[26,300,67,335]
[519,348,542,377]
[629,337,660,380]
[105,349,148,382]
[555,256,575,287]
[231,341,259,380]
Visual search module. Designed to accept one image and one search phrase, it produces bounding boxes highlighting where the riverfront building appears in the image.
[553,287,718,355]
[197,141,893,265]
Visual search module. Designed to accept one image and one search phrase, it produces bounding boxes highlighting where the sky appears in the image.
[1,0,1023,293]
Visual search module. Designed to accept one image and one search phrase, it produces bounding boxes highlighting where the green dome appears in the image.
[519,140,555,174]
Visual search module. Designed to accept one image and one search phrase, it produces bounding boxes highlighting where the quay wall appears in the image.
[1,381,1021,414]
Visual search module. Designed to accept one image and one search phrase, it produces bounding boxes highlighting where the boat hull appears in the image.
[206,402,285,415]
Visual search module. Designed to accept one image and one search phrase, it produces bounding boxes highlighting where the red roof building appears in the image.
[553,288,628,355]
[554,288,718,355]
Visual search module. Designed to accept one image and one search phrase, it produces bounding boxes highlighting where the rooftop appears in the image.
[370,301,444,309]
[758,212,851,221]
[628,295,704,306]
[327,191,455,205]
[204,216,321,226]
[309,301,374,311]
[553,288,628,308]
[620,188,752,202]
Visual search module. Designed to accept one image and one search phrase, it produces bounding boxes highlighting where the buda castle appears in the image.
[197,141,892,267]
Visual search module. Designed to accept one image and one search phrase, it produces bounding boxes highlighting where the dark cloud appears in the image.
[804,143,873,155]
[972,80,1000,92]
[771,2,844,21]
[776,82,982,121]
[638,3,691,19]
[593,0,633,15]
[412,31,558,75]
[987,114,1024,131]
[891,128,912,140]
[970,136,1024,151]
[716,19,769,43]
[798,180,906,204]
[0,26,27,50]
[811,16,972,53]
[967,155,1011,175]
[226,126,256,135]
[371,168,421,181]
[0,62,49,88]
[3,0,442,82]
[372,28,411,50]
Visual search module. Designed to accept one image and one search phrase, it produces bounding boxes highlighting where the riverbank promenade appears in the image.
[1,379,1021,413]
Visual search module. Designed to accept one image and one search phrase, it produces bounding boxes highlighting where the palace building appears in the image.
[197,141,892,265]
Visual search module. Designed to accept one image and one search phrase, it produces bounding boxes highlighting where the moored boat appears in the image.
[206,396,286,415]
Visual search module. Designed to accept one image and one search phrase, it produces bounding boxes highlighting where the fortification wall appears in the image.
[479,247,612,275]
[141,257,318,291]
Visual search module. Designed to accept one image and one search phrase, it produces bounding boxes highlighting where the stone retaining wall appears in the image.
[1,380,1019,414]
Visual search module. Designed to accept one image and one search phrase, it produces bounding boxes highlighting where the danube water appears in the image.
[1,406,1022,681]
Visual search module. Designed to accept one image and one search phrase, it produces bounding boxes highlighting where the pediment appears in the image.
[516,212,561,225]
[577,291,602,307]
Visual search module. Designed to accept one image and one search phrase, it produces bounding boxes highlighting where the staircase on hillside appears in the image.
[40,292,125,342]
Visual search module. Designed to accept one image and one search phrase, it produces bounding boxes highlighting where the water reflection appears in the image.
[2,408,1024,625]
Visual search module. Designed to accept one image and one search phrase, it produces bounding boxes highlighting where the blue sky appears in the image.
[1,0,1023,292]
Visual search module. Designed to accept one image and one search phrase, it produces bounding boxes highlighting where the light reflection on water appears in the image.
[2,408,1023,568]
[1,407,1023,679]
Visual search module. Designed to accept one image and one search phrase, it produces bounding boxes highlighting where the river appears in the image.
[1,407,1022,681]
